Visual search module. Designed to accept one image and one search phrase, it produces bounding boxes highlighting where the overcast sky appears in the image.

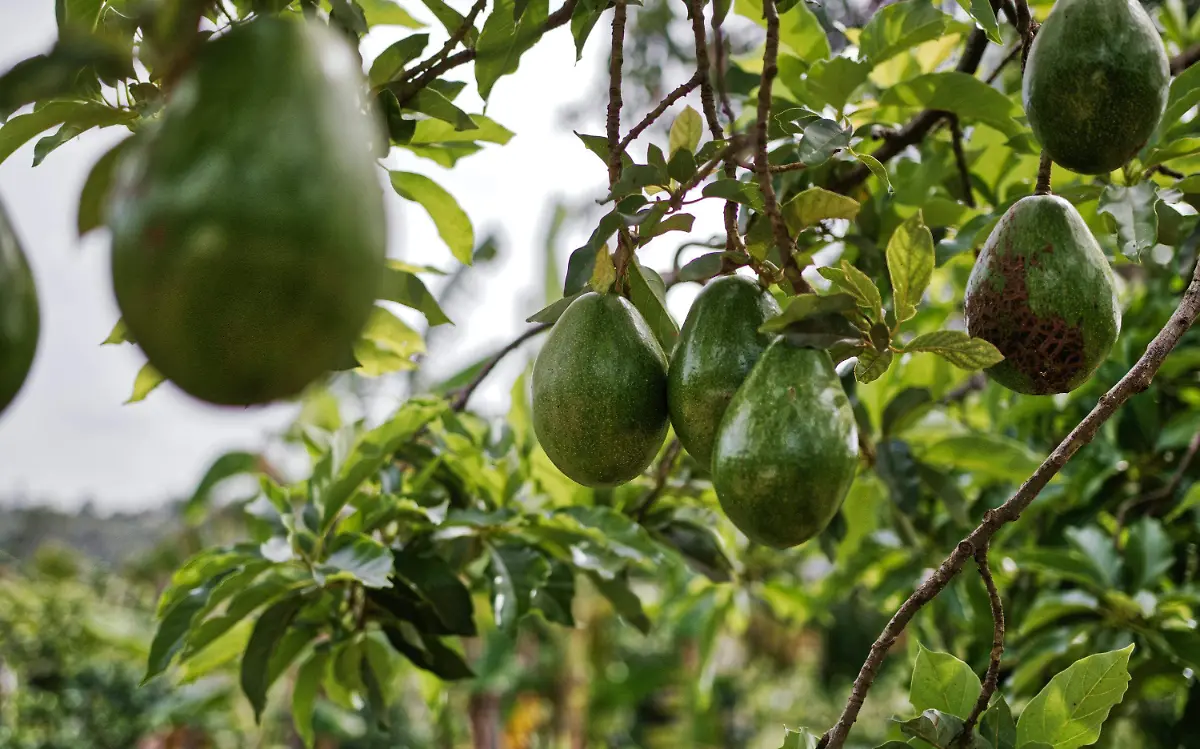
[0,2,718,510]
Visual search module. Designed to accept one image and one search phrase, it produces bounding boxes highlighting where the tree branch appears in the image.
[819,256,1200,749]
[450,324,551,412]
[957,545,1004,745]
[618,73,702,151]
[1172,42,1200,75]
[606,0,627,187]
[403,0,487,84]
[948,115,975,208]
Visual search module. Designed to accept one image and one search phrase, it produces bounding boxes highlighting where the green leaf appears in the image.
[391,544,478,636]
[668,105,703,156]
[678,252,726,282]
[183,570,304,658]
[527,290,586,324]
[570,0,607,61]
[317,534,394,588]
[628,260,679,352]
[702,179,764,210]
[920,434,1041,484]
[241,594,306,722]
[390,171,474,264]
[362,0,428,28]
[329,0,369,33]
[531,560,576,625]
[1126,516,1173,591]
[1143,137,1200,168]
[980,697,1016,749]
[880,72,1023,138]
[475,0,549,99]
[1064,526,1122,589]
[126,362,165,404]
[409,114,513,145]
[955,0,1002,43]
[587,570,650,633]
[667,148,697,182]
[819,259,883,322]
[886,212,934,324]
[368,33,430,87]
[910,643,983,719]
[652,519,734,583]
[855,348,893,383]
[896,709,968,747]
[1015,646,1134,749]
[56,0,103,30]
[849,146,892,192]
[858,0,964,65]
[734,0,830,62]
[777,727,822,749]
[589,246,616,292]
[145,582,218,682]
[1018,591,1099,636]
[794,56,870,112]
[489,542,551,632]
[1098,182,1159,261]
[781,186,861,232]
[404,88,478,131]
[379,262,451,326]
[353,307,425,376]
[761,293,858,333]
[77,135,131,236]
[382,623,474,679]
[903,330,1004,370]
[0,101,131,167]
[292,648,328,749]
[797,119,851,166]
[1161,60,1200,134]
[0,37,131,116]
[640,213,695,243]
[1006,548,1112,589]
[101,318,133,345]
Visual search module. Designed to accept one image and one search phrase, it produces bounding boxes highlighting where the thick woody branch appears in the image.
[948,115,975,208]
[819,257,1200,749]
[957,545,1005,745]
[1035,150,1053,195]
[450,324,551,412]
[606,0,627,186]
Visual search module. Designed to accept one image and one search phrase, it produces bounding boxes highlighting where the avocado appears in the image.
[964,195,1121,395]
[711,341,858,549]
[532,292,669,487]
[1023,0,1169,175]
[0,202,38,418]
[668,275,780,467]
[108,17,386,406]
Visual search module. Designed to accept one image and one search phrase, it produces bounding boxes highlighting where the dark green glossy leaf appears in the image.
[628,258,679,352]
[488,542,551,632]
[368,33,429,87]
[653,519,733,582]
[77,135,131,236]
[910,643,982,719]
[475,0,549,99]
[392,544,477,636]
[316,534,394,588]
[378,263,452,326]
[587,570,650,633]
[241,594,306,722]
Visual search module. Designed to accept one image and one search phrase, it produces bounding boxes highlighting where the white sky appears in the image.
[0,2,717,510]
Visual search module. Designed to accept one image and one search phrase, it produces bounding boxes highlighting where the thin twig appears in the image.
[753,0,808,293]
[956,545,1004,746]
[985,44,1022,85]
[634,439,682,521]
[670,136,750,209]
[397,0,578,106]
[403,0,487,84]
[948,115,975,208]
[618,73,702,151]
[1014,0,1035,68]
[1035,150,1053,195]
[607,0,636,285]
[712,12,735,124]
[819,257,1200,749]
[1115,429,1200,536]
[450,324,551,412]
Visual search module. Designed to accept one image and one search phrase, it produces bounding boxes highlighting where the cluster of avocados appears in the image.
[965,0,1169,395]
[532,277,859,550]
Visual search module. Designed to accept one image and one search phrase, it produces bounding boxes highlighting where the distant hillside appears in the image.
[0,502,180,566]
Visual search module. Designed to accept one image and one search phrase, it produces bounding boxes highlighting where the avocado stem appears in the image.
[1035,150,1053,195]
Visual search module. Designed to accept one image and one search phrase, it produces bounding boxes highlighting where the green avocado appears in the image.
[965,195,1121,395]
[0,202,38,418]
[1023,0,1169,175]
[108,17,386,406]
[711,341,858,549]
[668,275,780,467]
[532,292,669,487]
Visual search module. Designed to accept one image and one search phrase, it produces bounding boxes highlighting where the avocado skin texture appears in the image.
[0,203,38,418]
[1023,0,1168,175]
[712,341,858,549]
[108,17,386,406]
[532,292,669,487]
[965,195,1120,395]
[668,275,780,467]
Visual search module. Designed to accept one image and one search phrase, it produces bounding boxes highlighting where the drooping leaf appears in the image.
[781,187,861,232]
[668,106,703,156]
[955,0,1002,43]
[241,594,306,722]
[292,648,329,749]
[368,33,430,87]
[126,362,165,404]
[475,0,550,100]
[855,348,893,383]
[382,623,474,679]
[390,171,474,265]
[0,101,133,167]
[858,0,966,65]
[77,135,131,236]
[403,88,478,131]
[760,293,858,333]
[1015,646,1134,749]
[488,542,551,632]
[819,260,883,322]
[849,146,892,192]
[980,697,1017,749]
[628,258,679,352]
[570,0,608,61]
[378,262,452,326]
[910,643,983,719]
[1098,182,1159,261]
[587,570,650,633]
[145,581,220,682]
[880,72,1023,138]
[390,544,478,636]
[652,519,734,582]
[886,211,934,324]
[0,37,131,116]
[903,330,1004,370]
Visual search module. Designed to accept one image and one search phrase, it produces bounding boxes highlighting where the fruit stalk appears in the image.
[820,255,1200,748]
[1034,150,1052,195]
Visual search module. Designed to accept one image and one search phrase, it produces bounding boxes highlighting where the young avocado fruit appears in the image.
[108,17,386,406]
[1023,0,1169,175]
[0,202,38,418]
[668,275,780,468]
[711,340,858,549]
[964,195,1121,395]
[532,292,669,487]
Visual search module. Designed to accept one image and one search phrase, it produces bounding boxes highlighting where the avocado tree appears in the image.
[4,0,1200,746]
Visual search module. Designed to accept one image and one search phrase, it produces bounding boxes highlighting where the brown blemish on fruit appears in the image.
[965,241,1087,395]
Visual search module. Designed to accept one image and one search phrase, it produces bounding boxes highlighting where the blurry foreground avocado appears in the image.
[1023,0,1168,175]
[108,16,386,406]
[532,292,669,487]
[0,201,39,418]
[712,341,858,549]
[668,275,780,468]
[965,195,1120,395]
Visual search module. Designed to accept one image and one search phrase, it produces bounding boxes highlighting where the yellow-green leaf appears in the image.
[126,362,164,404]
[886,211,934,324]
[390,171,475,265]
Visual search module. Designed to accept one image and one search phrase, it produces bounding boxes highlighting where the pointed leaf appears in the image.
[910,643,983,719]
[390,171,474,265]
[956,0,1002,43]
[126,362,164,404]
[668,106,703,156]
[489,542,551,632]
[292,648,329,749]
[78,136,132,236]
[855,348,893,383]
[368,33,430,87]
[379,262,451,326]
[904,330,1004,369]
[241,594,306,722]
[760,293,858,333]
[628,259,679,352]
[781,187,860,232]
[475,0,549,99]
[886,212,934,323]
[1015,646,1134,749]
